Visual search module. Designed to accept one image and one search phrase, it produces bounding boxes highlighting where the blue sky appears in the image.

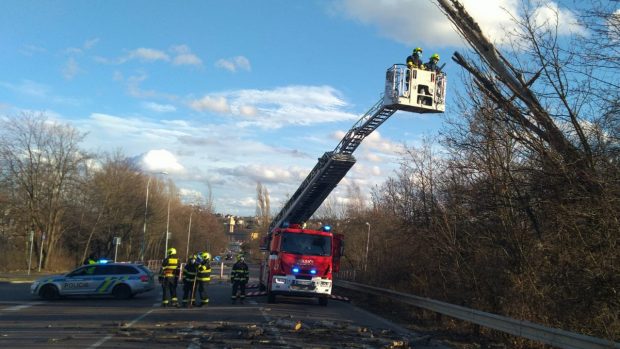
[0,0,584,216]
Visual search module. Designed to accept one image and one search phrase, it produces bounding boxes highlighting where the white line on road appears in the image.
[3,302,42,311]
[87,309,154,349]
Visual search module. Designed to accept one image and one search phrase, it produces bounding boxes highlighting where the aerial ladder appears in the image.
[269,64,447,231]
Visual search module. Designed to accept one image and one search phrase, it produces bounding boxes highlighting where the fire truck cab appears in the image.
[259,224,344,306]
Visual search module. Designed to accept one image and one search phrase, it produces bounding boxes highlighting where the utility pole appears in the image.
[186,208,193,261]
[364,222,371,272]
[38,232,45,272]
[27,230,34,275]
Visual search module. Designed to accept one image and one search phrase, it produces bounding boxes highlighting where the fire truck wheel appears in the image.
[318,296,328,306]
[267,292,276,303]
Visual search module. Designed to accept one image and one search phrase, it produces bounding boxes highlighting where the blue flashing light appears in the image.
[282,222,290,228]
[322,225,332,232]
[310,269,317,275]
[98,259,109,264]
[292,267,300,273]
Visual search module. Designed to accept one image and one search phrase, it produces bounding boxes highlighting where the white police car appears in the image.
[31,262,155,300]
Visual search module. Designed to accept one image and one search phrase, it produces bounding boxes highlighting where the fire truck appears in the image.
[259,64,446,305]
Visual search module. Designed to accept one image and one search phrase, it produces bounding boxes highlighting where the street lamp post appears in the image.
[164,195,171,257]
[140,171,169,261]
[186,208,193,261]
[140,176,153,262]
[364,222,371,272]
[27,230,34,275]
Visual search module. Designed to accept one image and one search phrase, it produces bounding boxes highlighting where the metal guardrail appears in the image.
[335,280,620,349]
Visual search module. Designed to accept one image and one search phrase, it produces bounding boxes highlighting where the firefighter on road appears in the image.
[182,254,198,307]
[159,247,179,307]
[230,254,249,304]
[196,251,212,307]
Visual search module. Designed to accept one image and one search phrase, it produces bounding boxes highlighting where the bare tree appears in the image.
[0,113,88,269]
[255,181,270,231]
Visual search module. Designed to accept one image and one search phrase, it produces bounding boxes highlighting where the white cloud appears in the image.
[333,0,581,47]
[0,80,80,105]
[174,54,202,66]
[142,101,177,113]
[189,95,231,113]
[171,45,203,66]
[610,9,620,41]
[187,85,357,128]
[227,164,294,184]
[215,56,251,72]
[116,72,178,100]
[179,188,205,203]
[139,149,185,173]
[62,57,82,80]
[65,38,100,55]
[125,48,170,62]
[238,105,257,116]
[84,38,100,50]
[531,2,585,35]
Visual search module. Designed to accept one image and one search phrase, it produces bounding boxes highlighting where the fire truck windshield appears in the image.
[281,233,331,256]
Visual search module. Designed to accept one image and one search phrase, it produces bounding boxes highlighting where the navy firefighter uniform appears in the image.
[230,254,249,304]
[159,247,179,307]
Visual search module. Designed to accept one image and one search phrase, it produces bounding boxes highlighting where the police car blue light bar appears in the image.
[292,267,300,273]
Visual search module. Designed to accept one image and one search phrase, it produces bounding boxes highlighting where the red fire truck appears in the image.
[260,223,343,305]
[259,63,446,305]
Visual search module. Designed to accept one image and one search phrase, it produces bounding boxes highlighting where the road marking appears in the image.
[88,334,112,348]
[87,309,154,348]
[125,309,154,328]
[3,302,42,311]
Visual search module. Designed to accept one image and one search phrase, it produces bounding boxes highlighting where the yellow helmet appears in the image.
[167,247,177,256]
[200,252,211,260]
[431,53,440,61]
[413,47,423,53]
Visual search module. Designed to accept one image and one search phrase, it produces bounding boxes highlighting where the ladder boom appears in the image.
[269,64,447,231]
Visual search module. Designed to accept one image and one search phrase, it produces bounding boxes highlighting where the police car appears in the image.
[30,262,155,300]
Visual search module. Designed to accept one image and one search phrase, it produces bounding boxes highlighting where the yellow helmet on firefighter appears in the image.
[413,47,423,54]
[167,247,177,256]
[236,254,245,261]
[431,53,440,61]
[200,251,211,261]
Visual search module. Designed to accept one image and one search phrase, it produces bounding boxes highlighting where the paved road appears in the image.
[0,266,449,348]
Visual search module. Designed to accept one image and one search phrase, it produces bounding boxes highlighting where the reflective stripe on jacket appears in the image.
[230,261,249,282]
[161,257,178,278]
[197,263,211,281]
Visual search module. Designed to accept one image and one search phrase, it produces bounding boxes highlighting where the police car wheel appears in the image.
[40,284,60,300]
[112,284,132,300]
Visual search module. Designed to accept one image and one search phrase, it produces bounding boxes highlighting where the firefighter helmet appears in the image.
[413,47,423,53]
[431,53,440,61]
[201,252,211,261]
[167,247,177,256]
[236,254,245,261]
